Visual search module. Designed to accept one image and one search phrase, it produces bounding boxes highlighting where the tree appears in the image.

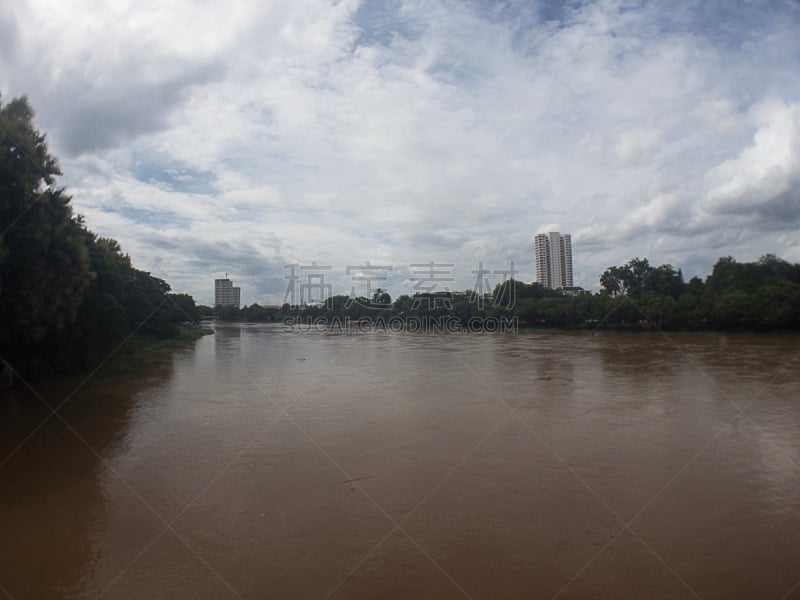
[0,93,204,378]
[168,293,199,323]
[590,293,615,323]
[600,258,652,296]
[711,290,757,328]
[0,95,92,347]
[626,257,652,295]
[197,304,214,317]
[643,264,684,299]
[372,288,391,306]
[393,294,414,314]
[706,256,750,293]
[600,265,625,296]
[600,257,684,298]
[639,292,676,328]
[756,279,800,327]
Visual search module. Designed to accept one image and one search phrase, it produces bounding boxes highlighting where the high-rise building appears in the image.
[534,232,573,289]
[214,276,241,307]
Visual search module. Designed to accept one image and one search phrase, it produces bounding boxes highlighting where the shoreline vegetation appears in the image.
[1,95,210,382]
[92,324,214,379]
[205,253,800,333]
[3,93,800,382]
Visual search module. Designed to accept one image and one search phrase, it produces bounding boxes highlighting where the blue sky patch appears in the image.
[130,156,217,195]
[352,0,424,48]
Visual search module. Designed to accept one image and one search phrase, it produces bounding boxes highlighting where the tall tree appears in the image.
[0,95,92,347]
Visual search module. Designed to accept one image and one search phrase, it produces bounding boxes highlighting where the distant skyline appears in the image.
[2,1,800,305]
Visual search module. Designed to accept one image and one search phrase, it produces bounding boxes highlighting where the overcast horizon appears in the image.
[2,0,800,306]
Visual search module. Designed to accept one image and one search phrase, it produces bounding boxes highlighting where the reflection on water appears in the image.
[1,327,799,598]
[0,360,176,598]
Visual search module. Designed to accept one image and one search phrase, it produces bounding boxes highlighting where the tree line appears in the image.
[507,255,800,330]
[0,95,201,379]
[213,254,800,331]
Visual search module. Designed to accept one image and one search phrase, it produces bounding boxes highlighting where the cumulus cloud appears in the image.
[699,99,800,226]
[2,0,800,300]
[618,193,686,239]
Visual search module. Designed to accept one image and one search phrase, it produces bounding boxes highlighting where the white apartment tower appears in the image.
[534,232,573,289]
[214,276,241,307]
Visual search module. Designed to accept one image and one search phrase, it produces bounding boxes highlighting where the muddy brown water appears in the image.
[1,325,799,599]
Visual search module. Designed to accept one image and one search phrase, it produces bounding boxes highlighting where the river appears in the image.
[1,325,799,598]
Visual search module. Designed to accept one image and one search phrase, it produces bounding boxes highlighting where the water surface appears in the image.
[2,325,799,598]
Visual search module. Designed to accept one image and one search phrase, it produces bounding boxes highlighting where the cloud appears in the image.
[0,2,234,155]
[55,60,227,156]
[618,193,686,239]
[698,99,800,227]
[2,0,800,300]
[615,128,662,165]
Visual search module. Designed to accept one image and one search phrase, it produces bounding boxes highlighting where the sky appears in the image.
[2,0,800,305]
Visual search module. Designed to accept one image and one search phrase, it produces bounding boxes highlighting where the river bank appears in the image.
[1,325,214,388]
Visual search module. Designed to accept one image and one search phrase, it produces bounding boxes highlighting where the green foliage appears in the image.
[600,257,684,298]
[0,95,92,346]
[258,258,800,332]
[702,256,800,329]
[0,94,202,379]
[639,292,677,327]
[168,293,200,323]
[493,279,555,303]
[196,304,214,317]
[393,294,414,315]
[372,288,391,305]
